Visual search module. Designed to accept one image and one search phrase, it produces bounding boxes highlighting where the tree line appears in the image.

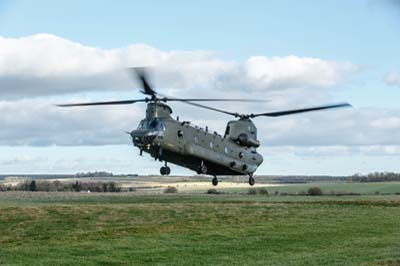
[0,180,122,192]
[350,172,400,182]
[75,171,114,177]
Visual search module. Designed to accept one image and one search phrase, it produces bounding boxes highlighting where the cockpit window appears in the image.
[138,120,148,129]
[138,119,166,131]
[149,120,158,128]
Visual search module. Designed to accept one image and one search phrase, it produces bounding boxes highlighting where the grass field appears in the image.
[0,192,400,266]
[222,181,400,195]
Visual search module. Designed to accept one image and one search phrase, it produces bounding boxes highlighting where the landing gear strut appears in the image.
[196,161,208,175]
[212,176,218,186]
[248,175,255,186]
[160,162,171,176]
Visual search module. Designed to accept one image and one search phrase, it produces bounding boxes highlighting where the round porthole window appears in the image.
[239,152,244,158]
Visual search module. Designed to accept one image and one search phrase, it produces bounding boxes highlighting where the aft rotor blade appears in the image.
[251,102,352,118]
[164,98,267,102]
[57,99,147,107]
[128,67,157,97]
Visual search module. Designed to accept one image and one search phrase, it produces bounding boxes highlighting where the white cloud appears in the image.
[244,56,357,89]
[384,71,400,87]
[0,98,143,146]
[0,34,358,99]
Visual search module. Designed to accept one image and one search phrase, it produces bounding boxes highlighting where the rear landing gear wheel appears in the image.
[212,177,219,186]
[160,166,171,176]
[249,176,255,186]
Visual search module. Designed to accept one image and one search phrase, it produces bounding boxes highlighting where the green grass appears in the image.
[0,192,399,266]
[215,181,400,196]
[270,182,400,195]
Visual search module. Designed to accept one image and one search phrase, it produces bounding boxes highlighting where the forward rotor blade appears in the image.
[178,101,239,117]
[128,67,157,97]
[57,99,147,107]
[251,102,352,118]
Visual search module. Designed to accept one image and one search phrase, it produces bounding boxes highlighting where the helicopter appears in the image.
[58,68,351,186]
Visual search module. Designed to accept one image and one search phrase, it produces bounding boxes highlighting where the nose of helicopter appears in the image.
[130,129,157,146]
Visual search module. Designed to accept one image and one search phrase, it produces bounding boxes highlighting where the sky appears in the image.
[0,0,400,176]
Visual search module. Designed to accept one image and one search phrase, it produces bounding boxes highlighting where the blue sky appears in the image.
[0,0,400,175]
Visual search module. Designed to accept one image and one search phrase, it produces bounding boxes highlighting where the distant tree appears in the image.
[29,180,37,192]
[109,182,119,192]
[72,181,81,192]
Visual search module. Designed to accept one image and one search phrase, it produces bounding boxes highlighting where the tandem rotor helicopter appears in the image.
[58,68,351,186]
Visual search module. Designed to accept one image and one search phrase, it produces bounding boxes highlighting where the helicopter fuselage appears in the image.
[129,102,263,176]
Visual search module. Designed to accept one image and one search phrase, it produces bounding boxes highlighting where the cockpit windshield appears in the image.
[138,119,166,131]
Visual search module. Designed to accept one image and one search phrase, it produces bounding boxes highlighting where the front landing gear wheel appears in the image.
[160,166,171,176]
[249,176,255,186]
[212,177,219,186]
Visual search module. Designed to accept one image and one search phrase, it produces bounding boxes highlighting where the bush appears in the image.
[247,188,257,195]
[207,189,221,194]
[248,187,269,196]
[29,180,37,192]
[258,187,269,196]
[164,186,178,194]
[308,186,323,196]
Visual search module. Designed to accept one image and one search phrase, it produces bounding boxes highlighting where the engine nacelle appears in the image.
[237,133,260,148]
